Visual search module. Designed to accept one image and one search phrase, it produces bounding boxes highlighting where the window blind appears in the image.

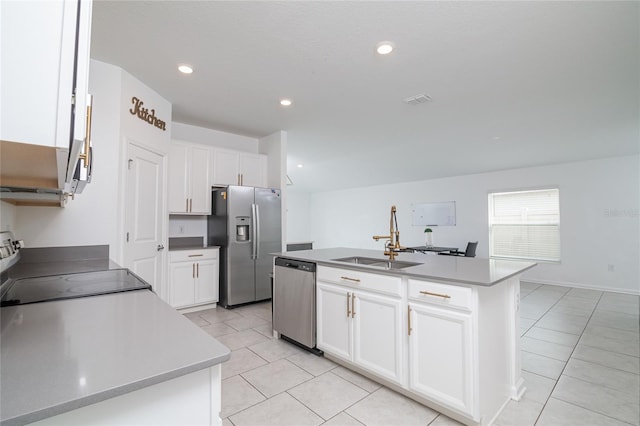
[488,188,560,262]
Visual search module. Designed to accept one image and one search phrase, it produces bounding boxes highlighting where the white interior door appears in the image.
[124,142,165,295]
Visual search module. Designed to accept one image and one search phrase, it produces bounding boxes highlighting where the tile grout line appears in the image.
[542,397,639,426]
[530,290,626,425]
[284,374,372,425]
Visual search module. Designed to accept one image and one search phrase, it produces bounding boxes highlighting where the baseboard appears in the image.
[177,302,218,314]
[521,278,640,296]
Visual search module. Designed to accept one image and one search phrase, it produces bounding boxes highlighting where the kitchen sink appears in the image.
[331,256,420,270]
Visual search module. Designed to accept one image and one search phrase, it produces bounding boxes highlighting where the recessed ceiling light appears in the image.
[178,64,193,74]
[376,41,394,55]
[297,164,303,168]
[280,99,292,107]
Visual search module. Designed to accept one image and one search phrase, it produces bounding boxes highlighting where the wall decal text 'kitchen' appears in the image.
[129,97,167,131]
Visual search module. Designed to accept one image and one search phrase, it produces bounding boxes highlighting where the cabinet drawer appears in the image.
[318,266,402,297]
[170,248,218,263]
[408,279,473,311]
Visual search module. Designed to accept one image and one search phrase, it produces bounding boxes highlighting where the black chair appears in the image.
[439,241,478,258]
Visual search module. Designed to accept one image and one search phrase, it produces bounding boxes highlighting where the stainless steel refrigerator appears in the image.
[207,186,282,308]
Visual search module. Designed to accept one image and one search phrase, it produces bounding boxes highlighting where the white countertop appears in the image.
[0,290,230,426]
[273,247,536,286]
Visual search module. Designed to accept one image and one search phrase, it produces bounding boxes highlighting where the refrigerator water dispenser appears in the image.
[236,217,251,241]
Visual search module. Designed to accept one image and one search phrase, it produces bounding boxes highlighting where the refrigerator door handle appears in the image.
[251,203,258,260]
[255,204,261,259]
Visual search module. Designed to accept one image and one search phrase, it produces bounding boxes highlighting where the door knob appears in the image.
[157,244,165,251]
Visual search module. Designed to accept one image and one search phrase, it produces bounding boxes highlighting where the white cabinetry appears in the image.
[168,142,211,214]
[169,249,219,309]
[317,282,352,360]
[408,279,476,417]
[212,149,266,187]
[316,263,522,425]
[30,367,222,426]
[238,153,267,187]
[1,0,93,196]
[316,267,404,385]
[1,0,92,150]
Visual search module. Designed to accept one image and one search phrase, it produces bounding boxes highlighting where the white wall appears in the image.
[259,131,288,249]
[168,216,207,238]
[171,122,257,152]
[117,65,172,274]
[286,190,312,243]
[13,60,123,251]
[0,201,16,232]
[12,60,173,268]
[308,156,640,294]
[258,131,287,189]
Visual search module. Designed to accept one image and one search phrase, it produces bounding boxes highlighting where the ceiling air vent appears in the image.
[403,94,432,105]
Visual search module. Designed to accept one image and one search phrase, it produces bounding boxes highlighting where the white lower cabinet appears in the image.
[317,267,486,423]
[316,268,404,386]
[316,282,352,360]
[352,291,404,384]
[169,249,219,309]
[407,278,477,417]
[408,302,475,416]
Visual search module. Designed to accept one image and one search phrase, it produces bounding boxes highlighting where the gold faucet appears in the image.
[372,205,404,261]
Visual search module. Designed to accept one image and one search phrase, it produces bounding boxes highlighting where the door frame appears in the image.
[119,137,169,300]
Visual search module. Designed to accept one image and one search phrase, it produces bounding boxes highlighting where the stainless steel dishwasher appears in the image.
[273,257,321,354]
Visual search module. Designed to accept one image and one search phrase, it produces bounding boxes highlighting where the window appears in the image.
[488,188,560,262]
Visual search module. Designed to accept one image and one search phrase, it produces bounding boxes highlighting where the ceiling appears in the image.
[91,1,639,193]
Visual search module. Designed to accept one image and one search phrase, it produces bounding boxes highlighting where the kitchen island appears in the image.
[274,247,536,426]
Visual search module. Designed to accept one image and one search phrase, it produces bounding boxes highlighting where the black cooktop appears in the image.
[0,269,152,307]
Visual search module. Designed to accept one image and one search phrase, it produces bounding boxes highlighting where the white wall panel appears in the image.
[13,60,172,266]
[308,156,640,293]
[13,60,122,251]
[0,201,16,232]
[286,190,311,244]
[171,122,257,153]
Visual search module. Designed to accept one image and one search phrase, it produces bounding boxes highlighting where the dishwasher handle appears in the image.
[275,257,316,272]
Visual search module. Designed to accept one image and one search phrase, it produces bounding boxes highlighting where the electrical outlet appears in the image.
[608,264,615,272]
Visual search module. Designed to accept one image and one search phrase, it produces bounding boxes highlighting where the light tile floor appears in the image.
[185,283,640,426]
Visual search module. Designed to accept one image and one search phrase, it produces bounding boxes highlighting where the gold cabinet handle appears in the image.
[196,263,199,278]
[340,276,361,283]
[420,291,451,299]
[238,173,241,185]
[408,306,412,336]
[351,293,356,318]
[188,254,204,257]
[192,263,195,278]
[79,99,92,168]
[186,199,189,212]
[347,292,351,317]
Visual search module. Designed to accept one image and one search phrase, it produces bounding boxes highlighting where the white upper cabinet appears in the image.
[1,0,92,150]
[238,153,267,187]
[211,149,240,187]
[212,149,267,187]
[168,142,211,214]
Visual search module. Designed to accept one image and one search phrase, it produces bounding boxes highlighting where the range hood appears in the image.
[0,140,69,207]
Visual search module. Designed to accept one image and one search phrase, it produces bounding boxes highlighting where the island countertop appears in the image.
[273,247,536,286]
[0,289,231,426]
